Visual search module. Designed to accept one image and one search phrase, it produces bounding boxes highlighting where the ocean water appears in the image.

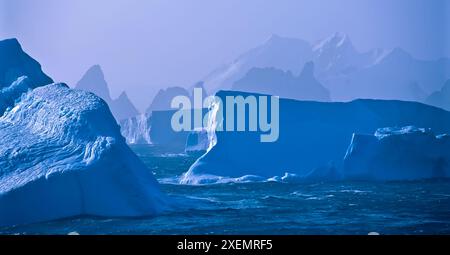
[2,144,450,235]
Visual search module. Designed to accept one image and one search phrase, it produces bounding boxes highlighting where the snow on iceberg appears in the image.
[0,83,167,227]
[182,91,450,184]
[343,126,450,180]
[0,76,32,115]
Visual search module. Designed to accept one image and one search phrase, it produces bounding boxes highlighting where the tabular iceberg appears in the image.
[182,91,450,184]
[343,126,450,180]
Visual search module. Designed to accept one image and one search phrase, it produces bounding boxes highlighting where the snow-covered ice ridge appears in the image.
[344,126,450,180]
[0,38,166,227]
[182,91,450,184]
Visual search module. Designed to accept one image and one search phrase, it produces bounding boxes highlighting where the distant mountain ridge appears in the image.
[426,79,450,111]
[203,33,450,102]
[233,61,330,101]
[76,65,139,121]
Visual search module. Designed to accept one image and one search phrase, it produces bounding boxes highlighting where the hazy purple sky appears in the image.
[1,0,449,111]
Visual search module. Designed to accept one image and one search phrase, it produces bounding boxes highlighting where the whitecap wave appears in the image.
[178,172,317,185]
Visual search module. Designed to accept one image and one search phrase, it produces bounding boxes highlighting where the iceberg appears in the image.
[0,39,166,227]
[182,91,450,184]
[0,76,32,115]
[120,113,152,144]
[343,126,450,180]
[149,109,207,151]
[122,85,209,147]
[0,38,53,88]
[185,129,210,153]
[0,84,167,227]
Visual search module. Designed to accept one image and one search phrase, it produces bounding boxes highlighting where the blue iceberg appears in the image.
[0,39,166,227]
[182,91,450,184]
[343,126,450,180]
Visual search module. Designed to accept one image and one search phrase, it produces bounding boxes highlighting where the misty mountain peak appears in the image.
[76,65,111,102]
[384,47,413,62]
[111,91,140,121]
[439,79,450,94]
[117,91,131,101]
[233,64,329,102]
[146,86,190,113]
[263,34,311,49]
[300,61,315,78]
[425,79,450,111]
[313,32,353,52]
[267,34,283,43]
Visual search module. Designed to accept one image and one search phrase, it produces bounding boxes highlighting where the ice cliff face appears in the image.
[182,91,450,184]
[120,113,152,144]
[0,84,166,227]
[344,126,450,180]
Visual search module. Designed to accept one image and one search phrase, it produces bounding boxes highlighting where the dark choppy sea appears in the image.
[2,144,450,235]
